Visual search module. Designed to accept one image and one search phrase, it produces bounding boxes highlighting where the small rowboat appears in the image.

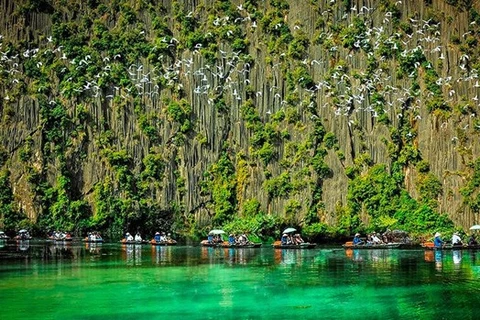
[342,241,402,249]
[200,240,261,248]
[200,239,261,248]
[53,237,73,242]
[221,242,262,248]
[422,242,480,250]
[200,240,226,247]
[83,237,104,243]
[150,239,177,246]
[272,241,316,249]
[120,239,149,244]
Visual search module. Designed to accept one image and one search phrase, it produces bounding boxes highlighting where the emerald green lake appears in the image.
[1,241,480,319]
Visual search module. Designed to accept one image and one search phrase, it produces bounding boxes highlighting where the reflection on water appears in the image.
[453,250,462,265]
[121,244,143,266]
[152,245,172,264]
[344,248,398,264]
[424,249,434,262]
[435,250,443,270]
[18,240,30,251]
[85,241,102,253]
[274,249,315,265]
[422,249,465,271]
[199,246,260,265]
[1,243,480,319]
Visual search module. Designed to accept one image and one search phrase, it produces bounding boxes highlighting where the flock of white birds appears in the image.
[0,2,478,137]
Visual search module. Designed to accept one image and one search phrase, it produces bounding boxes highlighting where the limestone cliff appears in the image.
[1,0,479,238]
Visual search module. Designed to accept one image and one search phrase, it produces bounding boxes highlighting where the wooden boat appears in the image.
[342,241,402,249]
[200,240,261,248]
[150,239,178,246]
[221,242,262,248]
[272,241,316,249]
[83,236,104,243]
[200,240,224,247]
[53,236,73,242]
[120,239,149,244]
[422,241,480,250]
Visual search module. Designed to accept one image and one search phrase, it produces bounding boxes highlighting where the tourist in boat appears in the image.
[237,233,245,245]
[126,232,134,242]
[468,234,478,246]
[353,233,363,245]
[160,232,168,242]
[381,231,389,243]
[293,234,305,244]
[228,234,236,245]
[135,232,142,242]
[213,234,223,243]
[154,232,161,242]
[88,232,102,242]
[433,232,444,248]
[207,233,214,244]
[237,232,250,245]
[16,230,32,240]
[281,233,290,245]
[371,232,383,244]
[365,233,373,244]
[451,232,463,246]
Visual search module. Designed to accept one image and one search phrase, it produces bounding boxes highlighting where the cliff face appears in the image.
[1,0,480,237]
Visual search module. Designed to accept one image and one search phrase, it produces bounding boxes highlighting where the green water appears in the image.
[1,242,480,319]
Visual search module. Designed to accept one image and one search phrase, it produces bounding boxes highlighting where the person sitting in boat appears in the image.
[468,234,478,246]
[214,234,223,243]
[238,233,249,245]
[365,233,373,245]
[207,233,214,244]
[381,231,389,243]
[433,232,444,248]
[353,233,363,245]
[154,232,161,242]
[228,234,236,245]
[293,234,305,244]
[126,232,134,242]
[371,232,383,244]
[160,232,168,242]
[281,233,289,245]
[135,232,142,242]
[90,232,100,241]
[237,234,245,244]
[451,232,463,246]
